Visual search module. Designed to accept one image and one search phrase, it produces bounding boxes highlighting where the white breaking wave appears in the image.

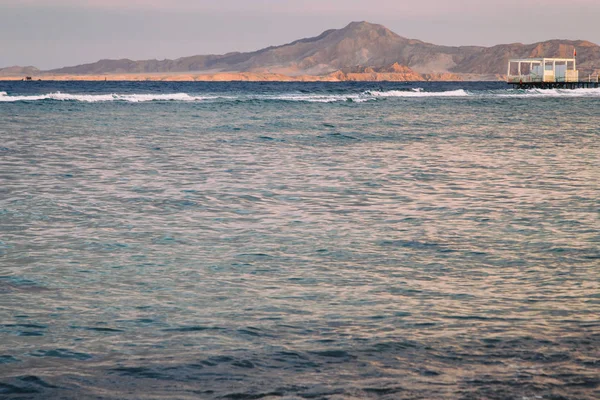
[0,91,372,103]
[254,94,372,103]
[0,91,219,103]
[0,90,470,103]
[499,87,600,98]
[366,89,470,97]
[2,88,600,103]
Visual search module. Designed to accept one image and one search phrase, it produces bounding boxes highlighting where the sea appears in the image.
[0,81,599,400]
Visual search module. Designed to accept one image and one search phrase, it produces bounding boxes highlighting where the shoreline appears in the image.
[0,72,504,82]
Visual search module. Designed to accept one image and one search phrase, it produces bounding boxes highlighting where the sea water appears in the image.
[0,81,599,399]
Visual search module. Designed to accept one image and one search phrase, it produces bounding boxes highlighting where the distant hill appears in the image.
[4,22,600,79]
[0,66,41,77]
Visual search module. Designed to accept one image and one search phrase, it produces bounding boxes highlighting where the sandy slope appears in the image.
[1,70,491,82]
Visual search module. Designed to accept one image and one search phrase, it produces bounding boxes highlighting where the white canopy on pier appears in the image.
[507,57,578,83]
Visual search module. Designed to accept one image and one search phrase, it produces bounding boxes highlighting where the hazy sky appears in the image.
[2,0,599,69]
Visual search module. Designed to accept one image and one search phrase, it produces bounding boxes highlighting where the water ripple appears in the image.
[0,81,598,399]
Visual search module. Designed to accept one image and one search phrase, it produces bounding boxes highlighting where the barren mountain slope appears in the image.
[6,22,599,78]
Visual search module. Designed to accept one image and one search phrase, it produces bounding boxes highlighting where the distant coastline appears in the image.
[0,71,504,82]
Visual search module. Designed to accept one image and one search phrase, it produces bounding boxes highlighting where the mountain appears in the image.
[44,22,484,76]
[0,66,41,77]
[4,22,600,79]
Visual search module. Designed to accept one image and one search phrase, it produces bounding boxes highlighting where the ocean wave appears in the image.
[2,87,600,103]
[0,92,218,103]
[0,91,371,103]
[366,89,470,97]
[499,87,600,97]
[0,91,376,104]
[368,87,600,98]
[257,94,372,103]
[0,90,467,103]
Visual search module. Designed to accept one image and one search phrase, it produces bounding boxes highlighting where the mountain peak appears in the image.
[14,21,599,78]
[346,21,373,27]
[345,21,381,28]
[340,21,399,38]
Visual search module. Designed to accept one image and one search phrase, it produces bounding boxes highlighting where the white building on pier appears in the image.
[507,58,579,83]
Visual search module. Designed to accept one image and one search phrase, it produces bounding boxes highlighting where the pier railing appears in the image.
[507,72,580,84]
[507,74,542,83]
[508,71,580,83]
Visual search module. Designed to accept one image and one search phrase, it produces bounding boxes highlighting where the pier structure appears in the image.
[507,57,599,89]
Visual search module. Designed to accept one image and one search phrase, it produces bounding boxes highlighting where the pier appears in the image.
[507,57,599,89]
[511,81,599,89]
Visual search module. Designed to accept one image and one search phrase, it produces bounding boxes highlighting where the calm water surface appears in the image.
[0,82,599,399]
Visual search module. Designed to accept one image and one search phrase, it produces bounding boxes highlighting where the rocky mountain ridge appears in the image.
[2,22,599,80]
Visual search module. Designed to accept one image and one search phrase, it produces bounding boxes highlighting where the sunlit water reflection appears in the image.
[0,82,599,399]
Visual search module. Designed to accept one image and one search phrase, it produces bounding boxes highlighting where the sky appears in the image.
[2,0,599,70]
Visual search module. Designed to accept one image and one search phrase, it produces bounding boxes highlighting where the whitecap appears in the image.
[498,87,600,98]
[258,94,372,103]
[366,89,470,98]
[0,92,219,103]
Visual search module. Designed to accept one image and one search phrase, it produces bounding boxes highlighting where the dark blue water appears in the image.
[1,81,599,399]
